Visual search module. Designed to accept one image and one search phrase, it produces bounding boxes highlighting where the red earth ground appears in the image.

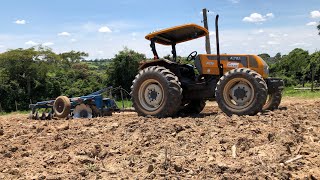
[0,97,319,179]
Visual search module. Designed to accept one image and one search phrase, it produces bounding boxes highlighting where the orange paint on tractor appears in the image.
[197,54,269,78]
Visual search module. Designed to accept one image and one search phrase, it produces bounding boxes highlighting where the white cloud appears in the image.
[267,41,280,45]
[43,42,54,46]
[310,10,320,18]
[243,13,274,23]
[306,22,317,26]
[283,34,289,37]
[266,13,274,18]
[253,29,264,34]
[14,20,26,25]
[269,33,278,38]
[70,38,77,42]
[58,32,71,36]
[209,31,215,36]
[289,42,312,47]
[0,45,4,48]
[25,41,38,46]
[98,26,112,33]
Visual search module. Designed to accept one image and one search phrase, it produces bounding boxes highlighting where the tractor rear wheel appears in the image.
[180,100,206,115]
[131,66,182,117]
[263,89,282,111]
[53,96,71,118]
[215,68,267,116]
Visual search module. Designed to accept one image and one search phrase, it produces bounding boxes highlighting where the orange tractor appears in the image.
[131,15,284,117]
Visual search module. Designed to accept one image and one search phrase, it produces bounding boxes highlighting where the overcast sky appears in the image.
[0,0,319,59]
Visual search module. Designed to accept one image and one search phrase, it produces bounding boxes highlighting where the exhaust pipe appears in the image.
[215,15,223,77]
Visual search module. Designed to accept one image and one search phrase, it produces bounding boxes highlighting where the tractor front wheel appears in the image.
[131,66,182,117]
[215,68,267,116]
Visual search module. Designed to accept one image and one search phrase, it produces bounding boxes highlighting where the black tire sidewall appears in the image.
[216,69,267,116]
[132,69,171,116]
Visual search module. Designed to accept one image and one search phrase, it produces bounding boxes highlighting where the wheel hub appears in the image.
[144,84,163,107]
[139,79,164,111]
[233,87,247,100]
[148,89,158,101]
[230,83,252,104]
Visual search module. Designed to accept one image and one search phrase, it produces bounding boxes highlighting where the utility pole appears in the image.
[311,62,315,92]
[202,8,211,54]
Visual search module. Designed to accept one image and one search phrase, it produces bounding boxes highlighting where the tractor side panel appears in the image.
[197,54,267,78]
[197,55,246,75]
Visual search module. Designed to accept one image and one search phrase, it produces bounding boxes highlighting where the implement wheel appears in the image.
[215,68,267,116]
[131,66,182,117]
[53,96,71,118]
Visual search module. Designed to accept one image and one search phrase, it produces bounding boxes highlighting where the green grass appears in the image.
[116,99,132,109]
[283,87,320,98]
[0,110,29,116]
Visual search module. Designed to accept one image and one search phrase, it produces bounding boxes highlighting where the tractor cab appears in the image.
[145,24,209,61]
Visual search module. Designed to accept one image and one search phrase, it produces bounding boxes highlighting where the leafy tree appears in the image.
[0,47,54,111]
[274,52,282,62]
[258,53,273,65]
[107,48,145,92]
[59,51,88,67]
[258,53,271,61]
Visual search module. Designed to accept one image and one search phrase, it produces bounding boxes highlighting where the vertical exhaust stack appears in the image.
[215,15,223,77]
[202,8,211,54]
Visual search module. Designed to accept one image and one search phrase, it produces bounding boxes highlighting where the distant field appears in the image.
[283,87,320,98]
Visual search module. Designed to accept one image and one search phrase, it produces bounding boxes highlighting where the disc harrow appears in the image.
[28,87,120,120]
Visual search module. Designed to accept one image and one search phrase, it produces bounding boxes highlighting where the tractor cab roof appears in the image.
[145,24,209,45]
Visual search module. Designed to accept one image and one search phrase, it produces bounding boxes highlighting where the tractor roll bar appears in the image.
[150,38,159,60]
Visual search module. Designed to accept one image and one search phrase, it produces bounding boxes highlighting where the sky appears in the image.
[0,0,319,59]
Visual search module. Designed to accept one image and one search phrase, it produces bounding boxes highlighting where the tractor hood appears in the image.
[145,24,209,45]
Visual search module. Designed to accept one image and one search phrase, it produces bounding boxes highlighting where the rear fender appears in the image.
[139,59,180,77]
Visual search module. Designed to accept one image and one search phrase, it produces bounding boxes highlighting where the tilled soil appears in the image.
[0,98,320,179]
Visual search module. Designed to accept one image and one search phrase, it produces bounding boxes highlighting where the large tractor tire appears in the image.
[53,96,71,118]
[263,89,282,111]
[215,68,267,116]
[131,66,182,117]
[179,100,206,115]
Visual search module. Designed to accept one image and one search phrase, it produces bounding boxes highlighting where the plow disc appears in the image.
[29,110,54,120]
[73,104,93,119]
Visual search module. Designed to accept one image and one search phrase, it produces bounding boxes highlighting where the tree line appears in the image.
[0,47,144,112]
[259,49,320,86]
[0,46,319,112]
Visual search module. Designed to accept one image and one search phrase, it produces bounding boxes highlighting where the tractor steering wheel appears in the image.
[186,51,198,61]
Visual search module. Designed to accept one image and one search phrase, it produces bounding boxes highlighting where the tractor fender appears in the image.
[139,59,176,70]
[139,59,180,77]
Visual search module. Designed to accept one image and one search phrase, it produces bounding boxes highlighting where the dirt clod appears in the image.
[0,98,319,179]
[147,165,154,173]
